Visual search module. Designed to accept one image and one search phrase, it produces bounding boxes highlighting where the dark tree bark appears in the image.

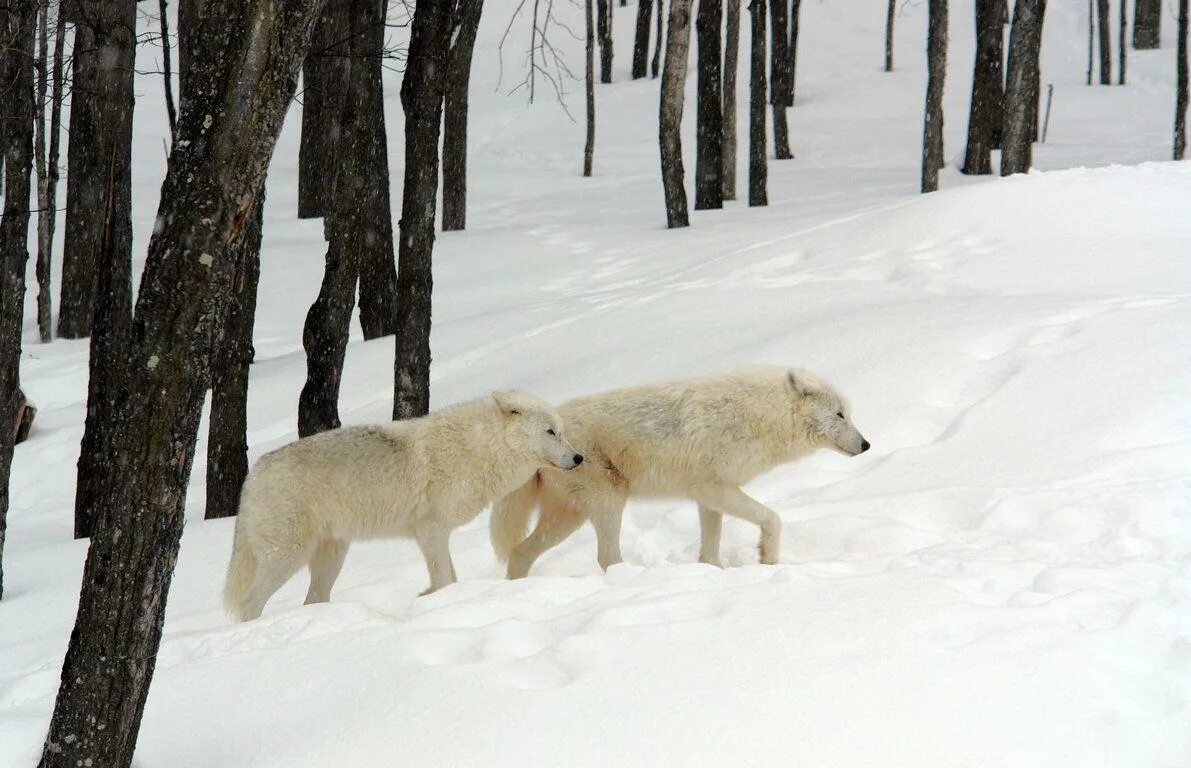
[159,0,177,139]
[351,0,398,340]
[769,0,792,158]
[393,0,455,420]
[297,4,350,219]
[70,0,138,540]
[1097,0,1111,84]
[659,0,694,228]
[1177,0,1189,159]
[0,0,36,602]
[1134,0,1159,49]
[38,3,325,765]
[748,0,767,206]
[1002,0,1046,176]
[205,197,262,519]
[1119,0,1127,83]
[922,0,947,192]
[442,0,484,231]
[653,0,664,76]
[695,0,723,210]
[962,0,1006,174]
[789,0,802,101]
[57,0,137,340]
[884,0,895,71]
[722,0,741,200]
[598,0,613,82]
[585,0,596,175]
[34,0,50,342]
[632,0,653,78]
[1087,0,1094,85]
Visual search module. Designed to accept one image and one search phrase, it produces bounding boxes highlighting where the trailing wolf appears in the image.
[224,392,582,621]
[490,367,869,577]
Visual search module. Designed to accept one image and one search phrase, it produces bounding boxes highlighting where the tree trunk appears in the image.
[1177,0,1188,159]
[1097,0,1111,84]
[442,0,484,231]
[1119,0,1127,83]
[34,0,50,342]
[922,0,947,192]
[659,0,694,228]
[789,0,802,101]
[884,0,895,71]
[633,0,654,78]
[298,229,359,436]
[1002,0,1046,176]
[352,0,398,340]
[297,4,350,219]
[1133,0,1159,49]
[598,0,613,82]
[653,0,665,76]
[57,1,136,340]
[205,196,262,519]
[722,0,741,200]
[962,0,1006,174]
[769,0,792,158]
[1087,0,1094,85]
[158,0,177,140]
[38,3,325,764]
[393,0,455,420]
[695,0,723,210]
[0,0,36,602]
[585,0,596,175]
[748,0,767,206]
[69,0,138,540]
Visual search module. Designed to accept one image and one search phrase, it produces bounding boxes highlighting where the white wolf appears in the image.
[223,392,582,621]
[490,367,869,578]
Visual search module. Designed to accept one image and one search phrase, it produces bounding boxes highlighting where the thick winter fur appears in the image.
[224,392,581,621]
[490,367,869,578]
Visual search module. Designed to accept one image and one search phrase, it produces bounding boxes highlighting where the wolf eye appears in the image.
[546,428,556,436]
[836,411,844,419]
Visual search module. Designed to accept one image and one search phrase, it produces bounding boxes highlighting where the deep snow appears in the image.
[1,1,1189,766]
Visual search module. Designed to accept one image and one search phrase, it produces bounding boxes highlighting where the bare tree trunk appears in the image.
[884,0,895,71]
[34,0,50,342]
[1087,0,1094,85]
[659,0,694,228]
[1119,0,1127,83]
[38,3,325,763]
[748,0,767,206]
[653,0,664,76]
[205,196,262,519]
[393,0,455,420]
[633,0,653,78]
[962,0,1006,174]
[722,0,741,200]
[1002,0,1046,176]
[442,0,484,231]
[695,0,723,209]
[585,0,596,175]
[297,4,350,219]
[789,0,802,101]
[352,0,397,339]
[1097,0,1112,84]
[769,0,792,158]
[598,0,613,82]
[70,0,138,540]
[922,0,947,192]
[1133,0,1159,49]
[298,229,359,436]
[1177,0,1189,158]
[159,0,177,140]
[0,0,36,601]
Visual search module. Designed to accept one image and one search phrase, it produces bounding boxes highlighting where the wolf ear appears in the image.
[492,391,521,415]
[786,370,809,398]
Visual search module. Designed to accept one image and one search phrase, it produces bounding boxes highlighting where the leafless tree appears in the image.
[659,0,694,227]
[922,0,947,192]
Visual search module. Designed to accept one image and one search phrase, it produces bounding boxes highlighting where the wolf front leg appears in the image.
[697,504,724,567]
[692,485,782,565]
[414,522,458,595]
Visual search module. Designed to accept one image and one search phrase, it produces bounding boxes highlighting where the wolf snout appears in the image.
[860,439,871,453]
[573,453,584,466]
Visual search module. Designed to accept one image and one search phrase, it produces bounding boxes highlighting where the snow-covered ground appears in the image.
[2,1,1190,766]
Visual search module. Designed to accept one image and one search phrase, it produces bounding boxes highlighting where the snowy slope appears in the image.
[2,1,1190,766]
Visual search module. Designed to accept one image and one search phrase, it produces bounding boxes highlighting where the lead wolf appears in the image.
[490,367,870,577]
[224,392,582,621]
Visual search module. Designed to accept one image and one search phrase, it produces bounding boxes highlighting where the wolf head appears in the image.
[492,391,584,470]
[786,370,871,457]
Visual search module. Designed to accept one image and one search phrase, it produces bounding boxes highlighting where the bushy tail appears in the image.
[222,530,258,620]
[490,473,541,562]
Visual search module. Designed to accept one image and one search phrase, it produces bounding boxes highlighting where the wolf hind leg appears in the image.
[305,538,350,605]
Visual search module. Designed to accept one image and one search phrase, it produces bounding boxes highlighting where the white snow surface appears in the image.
[2,1,1190,766]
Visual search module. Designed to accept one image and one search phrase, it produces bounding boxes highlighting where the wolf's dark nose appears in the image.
[860,440,871,453]
[573,454,584,465]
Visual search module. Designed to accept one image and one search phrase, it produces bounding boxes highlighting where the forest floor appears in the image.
[2,1,1189,766]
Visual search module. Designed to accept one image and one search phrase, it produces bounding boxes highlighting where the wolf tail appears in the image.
[490,472,541,562]
[222,528,258,621]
